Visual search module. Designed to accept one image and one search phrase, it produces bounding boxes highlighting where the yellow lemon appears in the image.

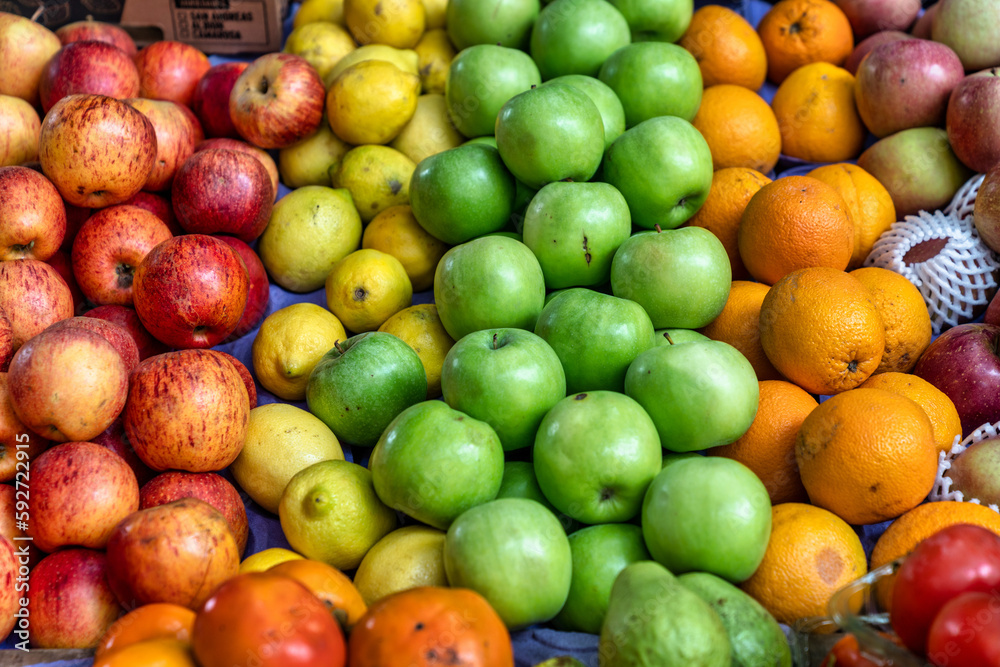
[327,59,421,145]
[378,303,455,398]
[278,459,397,570]
[327,43,420,82]
[278,119,352,189]
[344,0,426,49]
[362,204,449,292]
[239,547,305,573]
[352,525,448,605]
[232,403,345,514]
[252,302,348,400]
[414,28,454,95]
[389,94,464,164]
[330,144,415,222]
[325,248,413,332]
[283,21,356,83]
[421,0,448,29]
[293,0,345,28]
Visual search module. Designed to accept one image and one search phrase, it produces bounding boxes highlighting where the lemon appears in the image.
[377,303,455,398]
[420,0,447,29]
[258,185,362,292]
[362,205,450,292]
[327,60,421,146]
[278,459,397,570]
[232,403,345,514]
[239,547,305,573]
[389,94,464,165]
[330,144,415,222]
[344,0,426,49]
[413,29,454,95]
[352,525,447,605]
[327,44,420,81]
[325,248,413,332]
[293,0,345,28]
[278,119,352,189]
[252,303,348,400]
[283,21,356,83]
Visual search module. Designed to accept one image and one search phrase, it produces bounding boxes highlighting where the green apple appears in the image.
[655,328,710,345]
[611,226,731,329]
[533,390,662,524]
[369,400,504,529]
[641,456,772,583]
[625,339,758,452]
[598,42,702,126]
[440,328,566,451]
[446,0,541,50]
[446,44,541,138]
[609,0,694,43]
[495,83,605,189]
[305,331,427,447]
[444,497,572,629]
[462,136,537,231]
[602,116,713,230]
[544,74,626,149]
[497,461,577,533]
[434,235,546,341]
[662,452,701,468]
[409,143,517,244]
[551,523,650,634]
[534,288,655,394]
[530,0,631,80]
[522,181,632,289]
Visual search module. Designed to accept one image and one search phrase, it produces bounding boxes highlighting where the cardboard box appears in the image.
[6,0,288,55]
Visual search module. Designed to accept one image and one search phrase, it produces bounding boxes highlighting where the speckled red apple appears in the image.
[0,166,66,261]
[140,471,249,555]
[0,259,73,353]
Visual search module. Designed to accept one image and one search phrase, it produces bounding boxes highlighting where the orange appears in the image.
[738,176,854,286]
[796,387,938,525]
[685,167,772,281]
[268,558,368,629]
[691,85,782,174]
[772,63,867,163]
[679,5,768,90]
[739,502,867,625]
[807,163,896,269]
[858,372,962,455]
[849,267,933,374]
[94,604,196,659]
[709,380,818,504]
[699,280,784,381]
[757,0,854,84]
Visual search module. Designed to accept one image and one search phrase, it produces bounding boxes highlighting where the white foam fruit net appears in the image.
[864,174,1000,335]
[929,420,1000,513]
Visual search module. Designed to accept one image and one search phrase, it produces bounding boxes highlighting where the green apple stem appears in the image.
[663,332,675,345]
[655,224,663,233]
[334,340,344,354]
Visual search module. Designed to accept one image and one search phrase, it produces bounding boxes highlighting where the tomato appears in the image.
[92,638,197,667]
[890,524,1000,655]
[926,592,1000,667]
[94,603,196,658]
[819,634,901,667]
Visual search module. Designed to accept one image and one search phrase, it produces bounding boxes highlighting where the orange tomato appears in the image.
[268,559,367,628]
[92,638,197,667]
[94,603,196,658]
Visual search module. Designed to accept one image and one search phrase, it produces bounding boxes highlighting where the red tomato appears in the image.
[926,592,1000,667]
[890,524,1000,655]
[819,634,899,667]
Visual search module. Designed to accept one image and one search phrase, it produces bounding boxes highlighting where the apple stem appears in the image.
[663,332,675,345]
[655,224,663,233]
[334,340,344,354]
[492,333,499,350]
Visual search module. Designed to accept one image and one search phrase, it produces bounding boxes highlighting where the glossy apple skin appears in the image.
[0,536,15,641]
[0,307,10,370]
[229,52,325,149]
[213,350,258,408]
[914,323,1000,436]
[191,62,248,139]
[0,484,42,568]
[24,441,139,552]
[835,0,921,38]
[43,316,140,374]
[171,149,273,242]
[71,204,173,307]
[0,373,48,482]
[134,40,211,107]
[90,415,155,487]
[124,349,249,472]
[216,236,269,340]
[84,304,168,361]
[27,548,122,649]
[0,259,73,352]
[39,94,158,209]
[56,21,136,57]
[0,13,61,107]
[132,234,249,349]
[195,137,279,199]
[844,30,913,75]
[0,95,41,166]
[125,97,204,192]
[120,190,182,235]
[976,166,1000,254]
[39,40,140,113]
[140,471,249,555]
[947,69,1000,174]
[0,165,66,261]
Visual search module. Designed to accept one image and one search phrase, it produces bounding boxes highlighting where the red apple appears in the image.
[60,202,90,252]
[91,414,155,488]
[0,13,61,107]
[55,20,137,57]
[124,349,249,472]
[947,68,1000,174]
[105,498,240,610]
[0,536,17,644]
[195,137,279,200]
[39,93,158,209]
[976,165,1000,254]
[213,350,258,409]
[125,97,205,192]
[27,549,122,648]
[172,149,273,242]
[39,40,140,113]
[835,0,922,39]
[140,471,249,555]
[217,236,269,341]
[191,61,248,139]
[844,30,914,75]
[72,204,173,307]
[44,249,87,316]
[0,258,73,352]
[43,316,140,374]
[912,3,938,38]
[0,485,41,568]
[25,441,139,552]
[83,304,168,361]
[134,40,211,108]
[0,94,40,167]
[0,306,10,370]
[8,326,128,442]
[0,373,48,483]
[230,52,325,149]
[0,165,66,261]
[119,190,182,235]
